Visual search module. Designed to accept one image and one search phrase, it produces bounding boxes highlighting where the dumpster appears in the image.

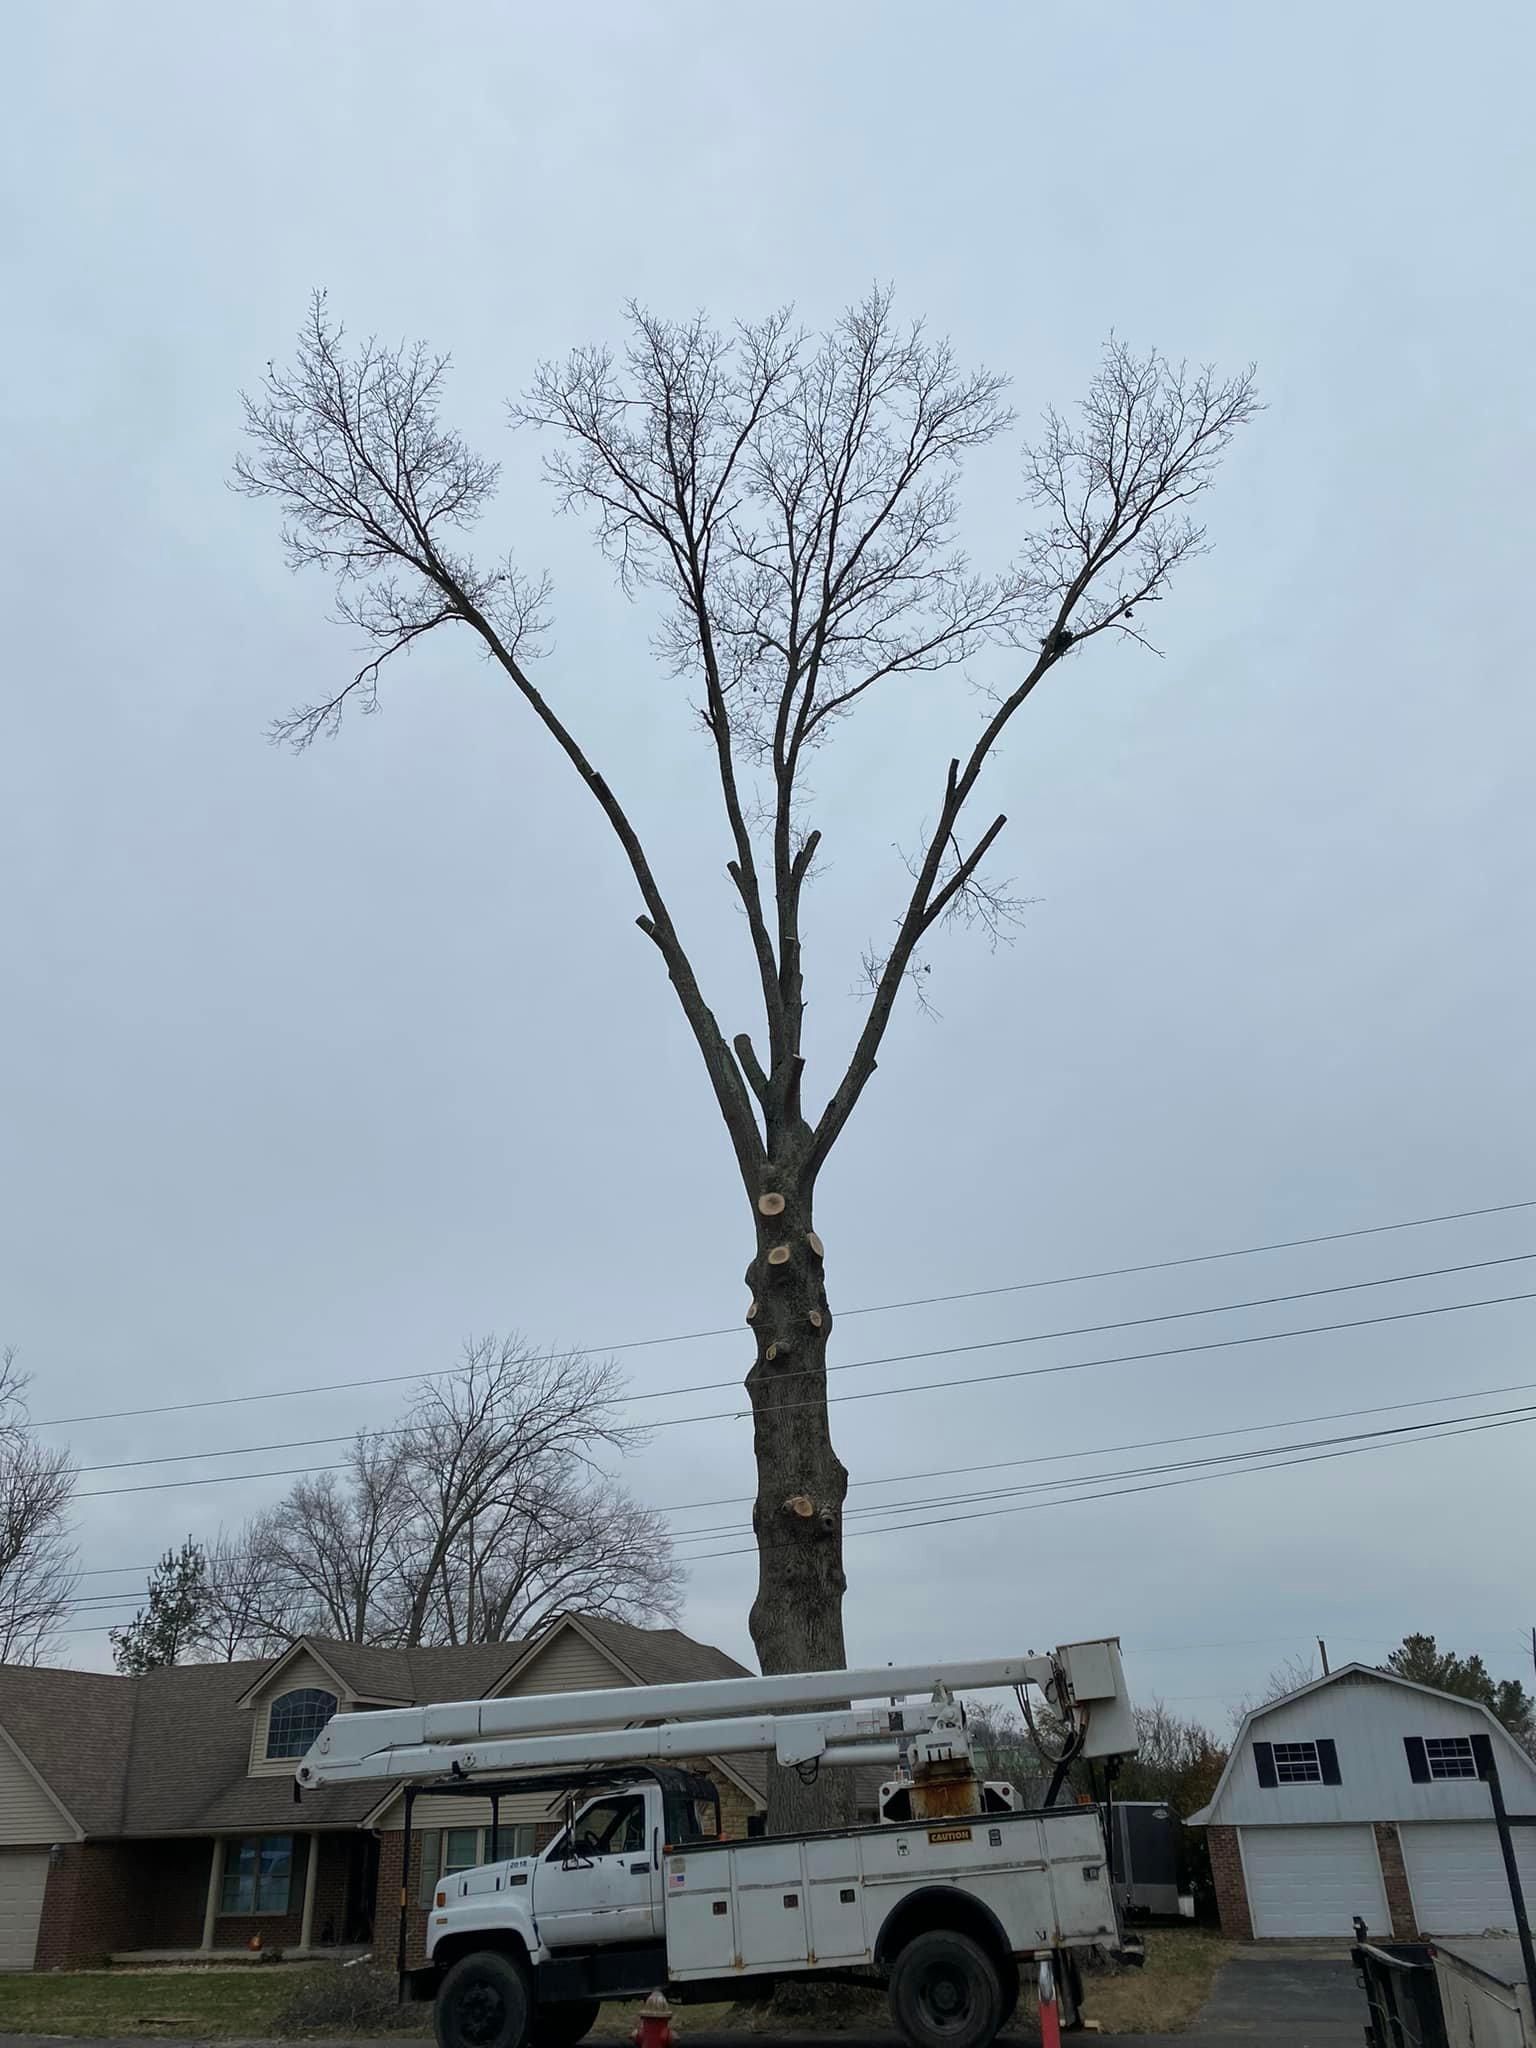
[1433,1938,1536,2048]
[1353,1940,1449,2048]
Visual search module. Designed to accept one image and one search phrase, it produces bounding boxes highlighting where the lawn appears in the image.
[1062,1927,1233,2036]
[0,1963,406,2039]
[0,1930,1228,2040]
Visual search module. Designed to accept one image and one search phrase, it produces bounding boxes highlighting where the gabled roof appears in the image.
[0,1665,133,1835]
[1188,1662,1536,1825]
[0,1623,768,1840]
[234,1637,519,1710]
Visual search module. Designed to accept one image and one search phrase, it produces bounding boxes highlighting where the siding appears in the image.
[1211,1676,1536,1826]
[0,1729,75,1845]
[247,1654,342,1777]
[501,1631,625,1698]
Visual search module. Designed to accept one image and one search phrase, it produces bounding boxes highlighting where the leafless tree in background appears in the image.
[239,294,1256,1823]
[0,1350,77,1664]
[208,1336,678,1654]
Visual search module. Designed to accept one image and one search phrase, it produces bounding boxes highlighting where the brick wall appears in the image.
[35,1844,145,1968]
[1207,1824,1252,1940]
[375,1826,431,1971]
[1373,1823,1417,1940]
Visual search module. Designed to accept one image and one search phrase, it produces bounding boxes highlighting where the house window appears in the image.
[1273,1741,1323,1784]
[266,1687,338,1760]
[1254,1737,1341,1787]
[1424,1737,1478,1780]
[220,1835,295,1915]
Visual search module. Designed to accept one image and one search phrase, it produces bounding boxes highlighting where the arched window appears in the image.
[266,1686,337,1760]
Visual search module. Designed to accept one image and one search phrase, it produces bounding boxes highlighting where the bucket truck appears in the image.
[297,1638,1140,2048]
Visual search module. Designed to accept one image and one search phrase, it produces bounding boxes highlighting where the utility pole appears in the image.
[1317,1637,1330,1676]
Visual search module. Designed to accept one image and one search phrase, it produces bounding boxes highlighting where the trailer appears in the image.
[296,1637,1141,2048]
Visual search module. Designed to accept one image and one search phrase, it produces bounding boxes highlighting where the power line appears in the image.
[62,1251,1536,1475]
[668,1400,1536,1547]
[55,1407,1536,1631]
[66,1286,1536,1497]
[36,1199,1536,1431]
[588,1196,1536,1353]
[66,1368,1536,1582]
[661,1373,1536,1517]
[676,1405,1536,1563]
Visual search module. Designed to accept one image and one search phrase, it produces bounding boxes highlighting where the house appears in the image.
[1190,1662,1536,1940]
[0,1613,772,1972]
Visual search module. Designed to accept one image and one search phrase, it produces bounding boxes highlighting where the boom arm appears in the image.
[297,1638,1135,1790]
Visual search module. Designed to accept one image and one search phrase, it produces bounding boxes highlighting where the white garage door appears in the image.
[1242,1825,1388,1938]
[1401,1823,1536,1935]
[0,1849,48,1971]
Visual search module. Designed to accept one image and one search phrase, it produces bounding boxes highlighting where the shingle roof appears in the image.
[0,1624,768,1840]
[0,1664,137,1835]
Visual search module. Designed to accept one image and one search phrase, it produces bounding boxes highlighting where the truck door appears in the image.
[535,1792,661,1948]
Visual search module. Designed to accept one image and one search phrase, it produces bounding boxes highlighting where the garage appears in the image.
[0,1849,49,1971]
[1241,1825,1388,1938]
[1401,1822,1536,1935]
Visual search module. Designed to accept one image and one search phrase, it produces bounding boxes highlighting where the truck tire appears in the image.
[435,1949,531,2048]
[532,1999,601,2048]
[888,1929,1005,2048]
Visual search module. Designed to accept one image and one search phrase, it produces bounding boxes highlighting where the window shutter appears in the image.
[1317,1739,1341,1786]
[415,1830,442,1908]
[1253,1741,1277,1788]
[1403,1737,1430,1783]
[1471,1733,1495,1781]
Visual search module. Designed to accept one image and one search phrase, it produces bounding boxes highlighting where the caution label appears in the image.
[927,1826,974,1844]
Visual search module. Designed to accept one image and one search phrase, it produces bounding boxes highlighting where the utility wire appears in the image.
[53,1407,1536,1632]
[668,1400,1536,1547]
[36,1200,1536,1430]
[586,1196,1536,1353]
[60,1251,1536,1473]
[677,1405,1536,1563]
[67,1372,1536,1582]
[66,1286,1536,1497]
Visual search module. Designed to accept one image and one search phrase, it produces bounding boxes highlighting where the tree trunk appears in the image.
[744,1175,853,1833]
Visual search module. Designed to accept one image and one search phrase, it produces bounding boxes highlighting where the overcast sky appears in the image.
[3,0,1534,1723]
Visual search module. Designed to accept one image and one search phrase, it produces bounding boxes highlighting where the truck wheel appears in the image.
[533,1999,602,2048]
[889,1929,1005,2048]
[436,1950,531,2048]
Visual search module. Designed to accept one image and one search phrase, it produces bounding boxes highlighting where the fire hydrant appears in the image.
[631,1990,675,2048]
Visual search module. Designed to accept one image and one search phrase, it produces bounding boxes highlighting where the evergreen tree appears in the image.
[110,1538,209,1672]
[1383,1634,1535,1741]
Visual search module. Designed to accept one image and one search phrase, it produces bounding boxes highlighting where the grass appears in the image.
[1064,1926,1233,2036]
[0,1964,405,2039]
[0,1930,1230,2040]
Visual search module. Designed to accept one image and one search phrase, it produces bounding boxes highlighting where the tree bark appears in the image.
[743,1174,854,1832]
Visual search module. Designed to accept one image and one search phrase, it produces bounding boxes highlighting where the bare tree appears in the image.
[209,1336,678,1655]
[386,1336,673,1647]
[0,1350,77,1665]
[254,1438,414,1646]
[238,294,1256,1819]
[196,1522,307,1662]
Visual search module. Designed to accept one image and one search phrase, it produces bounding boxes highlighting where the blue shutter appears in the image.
[1254,1741,1277,1788]
[1316,1739,1341,1785]
[1404,1737,1430,1783]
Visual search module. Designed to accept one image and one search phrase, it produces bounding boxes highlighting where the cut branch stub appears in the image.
[757,1191,787,1216]
[765,1343,778,1361]
[783,1495,815,1519]
[808,1309,823,1329]
[805,1231,825,1259]
[746,1300,758,1323]
[767,1245,792,1266]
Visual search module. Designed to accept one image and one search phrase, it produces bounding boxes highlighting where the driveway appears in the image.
[1110,1944,1362,2045]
